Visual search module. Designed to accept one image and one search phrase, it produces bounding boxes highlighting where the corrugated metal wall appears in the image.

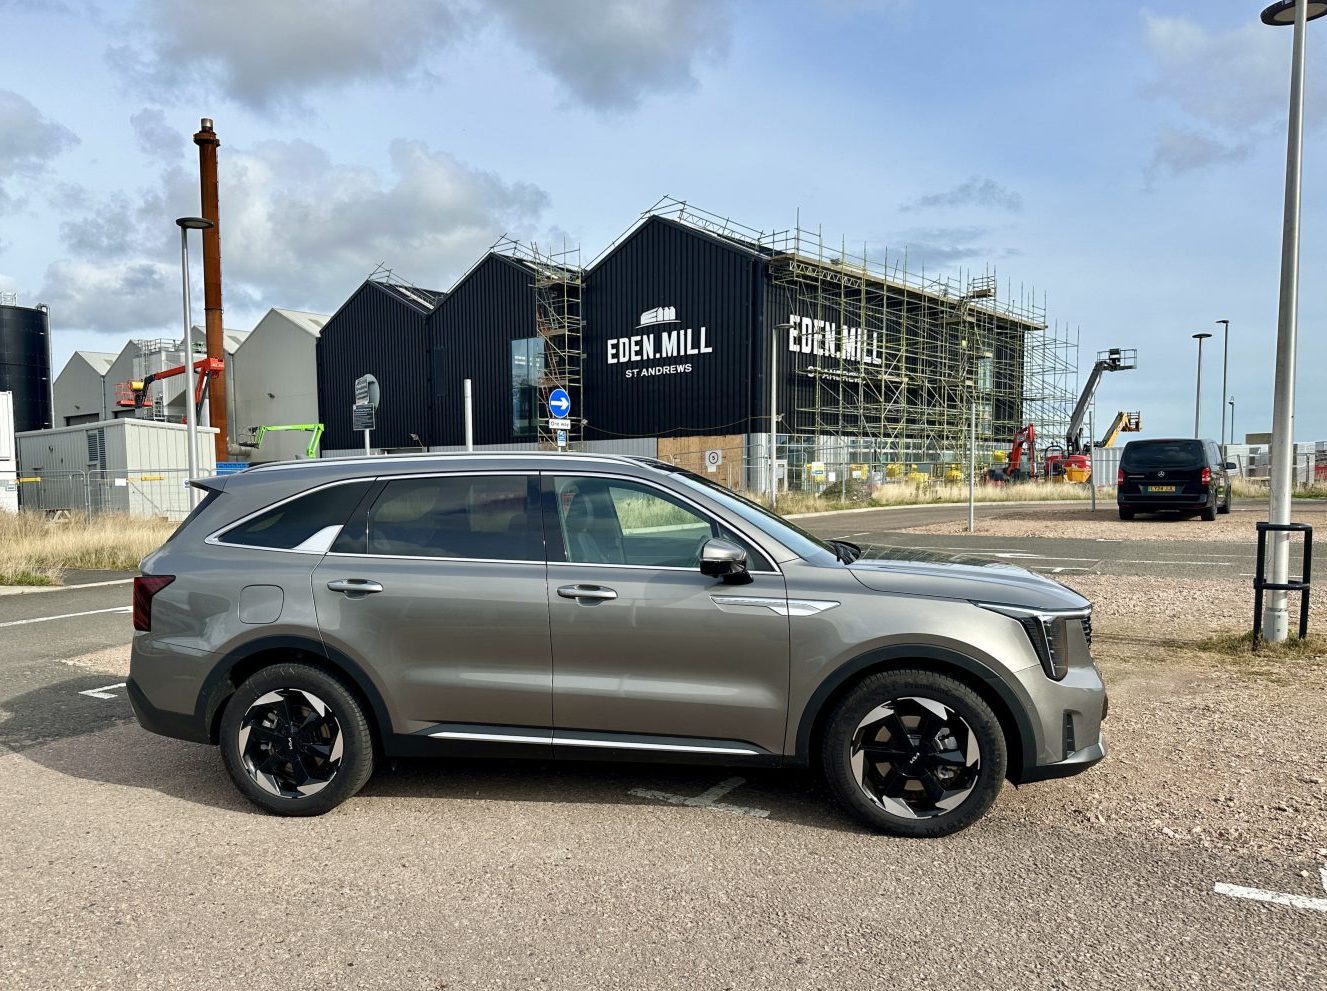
[428,254,537,447]
[0,303,52,433]
[316,282,435,451]
[582,216,763,440]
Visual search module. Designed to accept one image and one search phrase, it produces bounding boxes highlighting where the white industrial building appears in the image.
[229,308,328,461]
[1,392,17,513]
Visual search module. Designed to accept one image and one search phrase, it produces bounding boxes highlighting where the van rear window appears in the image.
[1121,440,1204,469]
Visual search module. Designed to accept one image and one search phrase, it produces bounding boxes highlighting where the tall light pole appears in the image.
[1260,0,1325,642]
[770,323,793,508]
[1192,332,1212,438]
[176,216,213,500]
[1229,397,1236,447]
[1216,319,1230,448]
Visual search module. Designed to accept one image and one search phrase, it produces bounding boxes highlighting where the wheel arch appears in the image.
[791,645,1040,783]
[198,635,392,752]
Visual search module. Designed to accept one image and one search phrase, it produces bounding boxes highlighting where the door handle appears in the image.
[556,584,618,601]
[326,579,384,595]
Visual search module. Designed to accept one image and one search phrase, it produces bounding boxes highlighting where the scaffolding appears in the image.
[494,236,584,450]
[643,198,1078,480]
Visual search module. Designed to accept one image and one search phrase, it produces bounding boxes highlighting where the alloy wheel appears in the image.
[237,688,344,799]
[849,696,982,819]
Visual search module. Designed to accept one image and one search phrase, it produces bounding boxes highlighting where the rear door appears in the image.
[543,472,790,756]
[1121,440,1204,504]
[311,471,552,737]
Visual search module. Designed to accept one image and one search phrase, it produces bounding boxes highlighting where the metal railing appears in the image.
[14,468,201,521]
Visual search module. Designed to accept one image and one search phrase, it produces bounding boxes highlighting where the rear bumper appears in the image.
[126,677,209,745]
[1019,732,1107,782]
[1117,493,1210,509]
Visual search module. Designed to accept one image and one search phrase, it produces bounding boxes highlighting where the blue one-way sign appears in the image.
[548,388,571,418]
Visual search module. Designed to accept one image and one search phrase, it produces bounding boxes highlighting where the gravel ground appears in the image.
[904,504,1327,542]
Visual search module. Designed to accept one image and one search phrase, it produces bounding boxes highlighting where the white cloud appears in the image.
[111,0,731,115]
[0,89,78,211]
[38,137,549,332]
[110,0,469,112]
[1147,125,1252,180]
[486,0,731,111]
[905,176,1023,214]
[129,108,183,160]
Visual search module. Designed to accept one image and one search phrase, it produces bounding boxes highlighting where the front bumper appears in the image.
[1018,732,1107,783]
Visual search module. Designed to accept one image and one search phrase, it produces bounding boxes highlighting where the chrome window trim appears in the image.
[205,477,374,552]
[324,551,546,567]
[543,469,786,576]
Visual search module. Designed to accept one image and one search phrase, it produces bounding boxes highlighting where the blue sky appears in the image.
[1,0,1324,442]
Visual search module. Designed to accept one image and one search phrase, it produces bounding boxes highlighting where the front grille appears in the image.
[1080,615,1093,647]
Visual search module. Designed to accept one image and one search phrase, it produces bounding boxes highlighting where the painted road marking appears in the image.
[629,776,770,819]
[1214,865,1327,914]
[79,682,128,700]
[0,606,131,628]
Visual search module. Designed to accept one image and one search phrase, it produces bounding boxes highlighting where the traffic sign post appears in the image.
[704,449,722,473]
[547,389,572,453]
[354,374,379,455]
[556,430,568,449]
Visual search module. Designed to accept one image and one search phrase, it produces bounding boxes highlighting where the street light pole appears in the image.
[1229,397,1236,448]
[1192,332,1212,439]
[770,323,792,509]
[1216,319,1230,449]
[175,216,214,503]
[1260,0,1325,641]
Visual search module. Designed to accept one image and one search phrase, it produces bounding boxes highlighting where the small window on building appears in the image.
[354,474,541,561]
[511,337,544,438]
[217,481,372,551]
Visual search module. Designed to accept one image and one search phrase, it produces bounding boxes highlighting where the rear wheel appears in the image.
[220,663,374,816]
[1118,506,1135,520]
[1218,492,1231,515]
[1200,501,1217,522]
[820,670,1007,837]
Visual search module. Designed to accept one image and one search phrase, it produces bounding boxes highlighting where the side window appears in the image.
[357,474,541,561]
[217,481,372,550]
[553,476,770,570]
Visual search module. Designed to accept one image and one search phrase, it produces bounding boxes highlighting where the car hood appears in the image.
[846,545,1090,612]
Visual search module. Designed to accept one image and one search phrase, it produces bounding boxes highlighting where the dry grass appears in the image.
[753,481,1099,514]
[0,512,175,585]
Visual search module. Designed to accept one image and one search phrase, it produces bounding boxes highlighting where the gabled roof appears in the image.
[371,280,445,314]
[71,351,115,376]
[271,308,329,337]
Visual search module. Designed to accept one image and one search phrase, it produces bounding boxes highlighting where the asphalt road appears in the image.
[1,513,1322,990]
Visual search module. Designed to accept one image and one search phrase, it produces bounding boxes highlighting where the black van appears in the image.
[1116,438,1233,521]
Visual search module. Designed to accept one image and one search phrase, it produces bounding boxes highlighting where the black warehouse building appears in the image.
[316,201,1058,490]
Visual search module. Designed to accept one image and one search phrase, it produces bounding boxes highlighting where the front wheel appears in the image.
[219,663,375,816]
[820,670,1007,837]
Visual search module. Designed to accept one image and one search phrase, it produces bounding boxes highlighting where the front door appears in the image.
[312,472,551,736]
[543,473,790,756]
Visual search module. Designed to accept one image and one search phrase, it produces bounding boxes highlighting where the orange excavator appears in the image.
[114,356,225,421]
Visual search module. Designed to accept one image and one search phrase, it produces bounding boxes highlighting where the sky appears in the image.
[1,0,1324,443]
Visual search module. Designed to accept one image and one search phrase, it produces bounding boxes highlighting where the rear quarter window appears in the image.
[216,481,373,550]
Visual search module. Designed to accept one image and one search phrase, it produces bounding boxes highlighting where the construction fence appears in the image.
[12,468,200,521]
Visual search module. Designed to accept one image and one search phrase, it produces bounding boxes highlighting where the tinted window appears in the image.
[553,476,770,570]
[218,481,371,550]
[668,468,836,564]
[361,474,541,561]
[1121,440,1205,470]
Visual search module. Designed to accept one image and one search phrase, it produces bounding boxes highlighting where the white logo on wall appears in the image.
[609,305,713,379]
[786,313,882,366]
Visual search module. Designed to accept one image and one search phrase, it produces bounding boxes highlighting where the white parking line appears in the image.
[79,682,128,700]
[1214,883,1327,914]
[0,578,134,597]
[0,606,132,628]
[629,776,770,819]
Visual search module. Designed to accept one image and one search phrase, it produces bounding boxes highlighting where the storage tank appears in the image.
[0,297,53,433]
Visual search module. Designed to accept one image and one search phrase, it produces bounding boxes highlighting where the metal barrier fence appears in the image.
[15,468,200,521]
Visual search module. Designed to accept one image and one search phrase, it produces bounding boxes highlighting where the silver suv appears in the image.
[129,453,1106,836]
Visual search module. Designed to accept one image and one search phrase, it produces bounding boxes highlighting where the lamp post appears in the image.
[770,323,793,508]
[1229,397,1236,447]
[1192,332,1212,438]
[1216,319,1230,448]
[1260,0,1326,641]
[176,216,213,501]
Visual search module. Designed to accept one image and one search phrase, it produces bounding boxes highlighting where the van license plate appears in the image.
[1145,485,1176,493]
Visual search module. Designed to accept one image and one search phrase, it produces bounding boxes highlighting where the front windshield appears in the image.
[665,468,839,563]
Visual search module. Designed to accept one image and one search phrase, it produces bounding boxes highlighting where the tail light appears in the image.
[1200,466,1212,487]
[133,575,175,632]
[1117,467,1124,486]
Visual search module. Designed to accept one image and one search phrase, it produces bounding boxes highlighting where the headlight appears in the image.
[975,602,1090,681]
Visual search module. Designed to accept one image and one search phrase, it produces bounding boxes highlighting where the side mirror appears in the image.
[700,537,751,584]
[1224,462,1237,471]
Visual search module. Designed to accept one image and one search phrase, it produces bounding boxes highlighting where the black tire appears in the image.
[1218,494,1231,515]
[1200,501,1217,522]
[1118,506,1135,520]
[820,669,1007,837]
[220,663,375,816]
